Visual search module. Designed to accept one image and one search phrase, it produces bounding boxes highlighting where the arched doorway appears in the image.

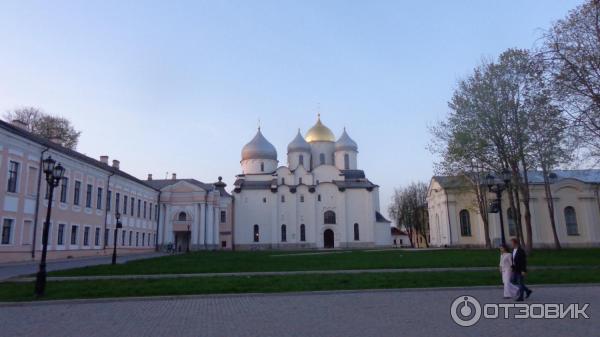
[324,229,334,248]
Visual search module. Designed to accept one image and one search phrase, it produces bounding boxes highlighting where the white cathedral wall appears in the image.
[309,141,335,169]
[287,151,311,171]
[334,151,357,170]
[241,159,278,175]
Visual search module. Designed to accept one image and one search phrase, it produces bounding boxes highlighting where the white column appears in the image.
[191,203,199,246]
[206,203,214,246]
[200,203,206,247]
[213,206,220,246]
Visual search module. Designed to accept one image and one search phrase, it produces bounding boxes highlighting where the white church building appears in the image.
[232,115,391,250]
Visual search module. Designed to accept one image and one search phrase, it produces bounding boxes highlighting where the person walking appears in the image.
[511,238,533,301]
[499,244,519,298]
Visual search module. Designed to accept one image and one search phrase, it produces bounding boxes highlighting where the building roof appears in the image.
[241,128,278,161]
[0,119,156,190]
[376,211,391,223]
[335,128,358,152]
[146,178,215,191]
[287,129,311,153]
[433,169,600,189]
[305,115,335,142]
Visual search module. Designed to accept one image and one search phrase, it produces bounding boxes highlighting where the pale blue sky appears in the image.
[0,0,581,215]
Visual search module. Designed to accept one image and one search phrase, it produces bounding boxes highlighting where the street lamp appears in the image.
[34,156,65,297]
[112,212,123,265]
[486,169,511,246]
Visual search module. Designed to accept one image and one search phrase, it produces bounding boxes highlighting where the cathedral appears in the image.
[233,115,391,249]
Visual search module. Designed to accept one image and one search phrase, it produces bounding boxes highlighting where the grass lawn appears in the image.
[2,268,600,302]
[50,248,600,277]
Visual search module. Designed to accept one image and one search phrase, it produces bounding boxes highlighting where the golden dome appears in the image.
[305,114,335,142]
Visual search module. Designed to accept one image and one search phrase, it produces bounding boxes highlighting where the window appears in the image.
[136,232,139,246]
[107,190,112,211]
[142,233,145,246]
[83,227,90,246]
[507,208,517,236]
[299,155,304,166]
[70,225,78,245]
[130,197,135,216]
[344,153,350,169]
[85,184,92,208]
[149,203,153,220]
[221,241,227,248]
[260,162,264,172]
[262,197,267,203]
[319,153,325,165]
[281,195,285,203]
[318,194,321,202]
[300,195,304,202]
[129,231,132,246]
[27,167,38,196]
[155,205,158,220]
[60,177,69,203]
[1,219,13,244]
[7,161,19,193]
[564,206,579,235]
[178,212,187,221]
[459,209,471,236]
[57,224,65,245]
[324,211,336,224]
[122,230,126,246]
[281,178,285,185]
[104,228,109,246]
[22,220,33,244]
[97,187,103,209]
[115,193,120,212]
[354,223,360,241]
[74,181,81,205]
[253,225,259,242]
[300,224,306,242]
[123,195,128,215]
[281,225,287,242]
[220,211,226,223]
[95,227,100,246]
[299,177,302,184]
[137,199,141,217]
[143,201,147,218]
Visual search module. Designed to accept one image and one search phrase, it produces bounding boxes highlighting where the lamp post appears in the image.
[112,212,123,265]
[34,156,65,297]
[486,169,511,246]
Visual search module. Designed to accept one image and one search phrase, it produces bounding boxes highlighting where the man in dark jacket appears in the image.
[511,238,532,301]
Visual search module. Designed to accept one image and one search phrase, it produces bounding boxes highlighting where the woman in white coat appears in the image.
[499,244,519,298]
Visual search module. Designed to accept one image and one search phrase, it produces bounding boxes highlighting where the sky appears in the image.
[0,0,583,216]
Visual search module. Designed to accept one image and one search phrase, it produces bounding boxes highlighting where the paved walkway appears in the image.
[0,285,597,337]
[6,264,598,282]
[0,252,166,281]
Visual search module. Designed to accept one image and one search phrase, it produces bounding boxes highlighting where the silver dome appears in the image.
[335,128,358,152]
[287,129,311,153]
[241,128,278,161]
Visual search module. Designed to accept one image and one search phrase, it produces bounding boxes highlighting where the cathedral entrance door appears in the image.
[324,229,334,248]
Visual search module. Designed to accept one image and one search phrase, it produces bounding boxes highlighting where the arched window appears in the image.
[260,162,264,172]
[564,206,579,236]
[178,212,187,221]
[459,209,471,236]
[344,153,350,169]
[281,178,285,185]
[253,224,259,242]
[324,210,336,224]
[299,155,304,166]
[507,208,517,236]
[281,195,285,203]
[281,224,287,242]
[353,223,360,241]
[300,224,306,242]
[319,153,325,165]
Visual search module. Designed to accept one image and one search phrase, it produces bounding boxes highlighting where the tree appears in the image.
[4,107,81,149]
[543,0,600,163]
[388,182,429,248]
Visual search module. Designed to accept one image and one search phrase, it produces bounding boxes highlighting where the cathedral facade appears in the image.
[233,116,391,249]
